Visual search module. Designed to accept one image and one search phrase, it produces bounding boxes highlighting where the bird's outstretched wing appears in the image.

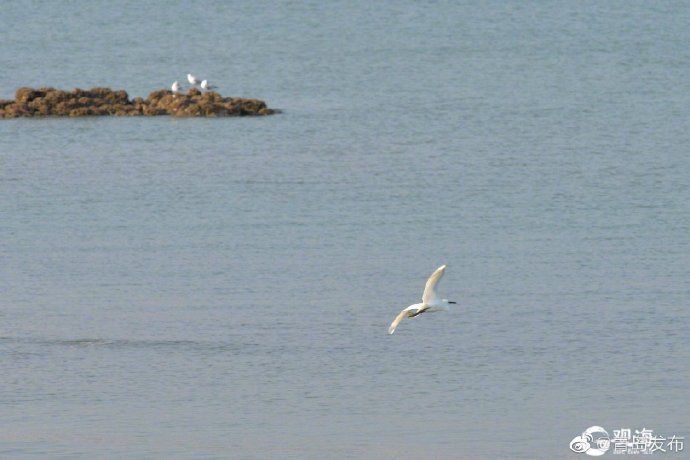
[422,264,446,304]
[388,309,410,334]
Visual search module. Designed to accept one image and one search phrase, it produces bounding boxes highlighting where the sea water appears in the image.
[1,1,689,458]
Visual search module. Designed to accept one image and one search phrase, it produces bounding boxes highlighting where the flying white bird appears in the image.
[388,265,456,334]
[171,81,183,93]
[187,74,199,86]
[200,79,217,91]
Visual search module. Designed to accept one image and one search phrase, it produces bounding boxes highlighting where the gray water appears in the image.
[1,1,689,458]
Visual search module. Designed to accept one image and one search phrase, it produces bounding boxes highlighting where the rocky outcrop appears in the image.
[0,87,277,118]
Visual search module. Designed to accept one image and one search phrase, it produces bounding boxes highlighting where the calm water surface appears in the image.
[1,1,689,458]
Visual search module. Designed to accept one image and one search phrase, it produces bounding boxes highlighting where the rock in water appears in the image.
[0,87,277,118]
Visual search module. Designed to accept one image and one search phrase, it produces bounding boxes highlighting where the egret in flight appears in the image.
[388,264,456,334]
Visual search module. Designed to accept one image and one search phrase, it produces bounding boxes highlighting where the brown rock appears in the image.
[54,102,71,114]
[15,87,32,102]
[44,89,71,105]
[2,86,277,118]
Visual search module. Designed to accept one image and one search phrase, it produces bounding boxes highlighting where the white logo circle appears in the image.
[570,426,610,456]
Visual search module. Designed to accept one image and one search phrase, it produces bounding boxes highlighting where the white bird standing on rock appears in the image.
[200,79,217,91]
[171,81,183,93]
[187,74,199,86]
[388,265,457,334]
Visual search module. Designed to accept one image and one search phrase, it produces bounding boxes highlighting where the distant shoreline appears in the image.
[0,87,278,118]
